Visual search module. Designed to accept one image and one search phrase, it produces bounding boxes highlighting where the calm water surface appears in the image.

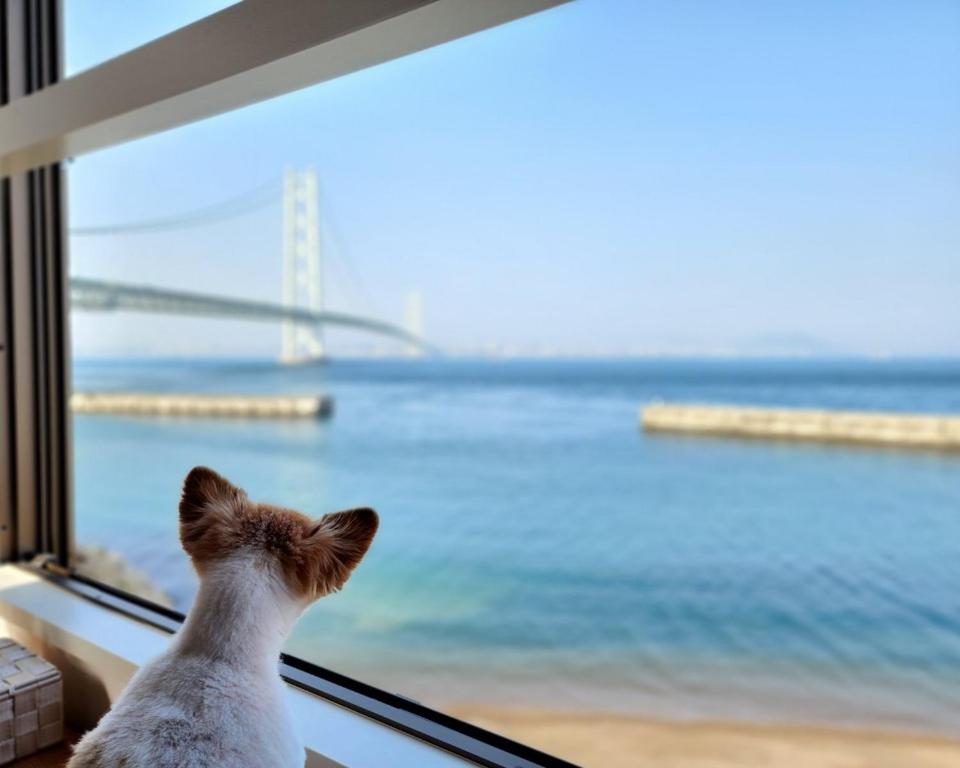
[72,359,960,734]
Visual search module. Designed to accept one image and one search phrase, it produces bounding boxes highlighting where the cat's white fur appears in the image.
[68,468,376,768]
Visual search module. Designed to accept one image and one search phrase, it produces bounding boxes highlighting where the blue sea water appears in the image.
[71,358,960,734]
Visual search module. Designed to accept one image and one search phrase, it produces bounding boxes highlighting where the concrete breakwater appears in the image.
[641,403,960,451]
[71,392,332,419]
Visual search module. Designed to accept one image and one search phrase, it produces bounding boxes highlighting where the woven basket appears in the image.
[0,639,63,764]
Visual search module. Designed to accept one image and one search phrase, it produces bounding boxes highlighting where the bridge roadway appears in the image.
[70,277,431,353]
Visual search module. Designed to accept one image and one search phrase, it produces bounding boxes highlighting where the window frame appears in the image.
[0,1,579,766]
[1,0,71,568]
[28,563,580,768]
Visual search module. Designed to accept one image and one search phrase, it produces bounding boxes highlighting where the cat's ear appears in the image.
[300,507,379,597]
[179,466,246,555]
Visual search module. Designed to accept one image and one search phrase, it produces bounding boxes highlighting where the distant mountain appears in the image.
[736,333,844,358]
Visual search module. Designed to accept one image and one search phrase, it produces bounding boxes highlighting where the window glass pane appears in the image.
[65,0,237,76]
[66,2,960,766]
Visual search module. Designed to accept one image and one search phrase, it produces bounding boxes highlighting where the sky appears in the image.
[65,0,960,358]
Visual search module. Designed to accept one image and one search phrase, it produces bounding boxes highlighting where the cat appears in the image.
[68,466,378,768]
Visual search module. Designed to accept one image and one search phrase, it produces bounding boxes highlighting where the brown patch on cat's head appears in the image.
[179,466,378,599]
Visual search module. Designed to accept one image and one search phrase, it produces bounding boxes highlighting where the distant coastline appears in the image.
[72,352,960,363]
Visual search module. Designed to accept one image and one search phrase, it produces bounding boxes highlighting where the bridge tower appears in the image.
[403,291,425,357]
[281,168,324,363]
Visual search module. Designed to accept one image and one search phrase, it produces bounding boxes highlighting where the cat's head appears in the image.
[178,466,378,600]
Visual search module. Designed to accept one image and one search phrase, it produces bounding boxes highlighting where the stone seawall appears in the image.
[641,404,960,451]
[71,392,332,419]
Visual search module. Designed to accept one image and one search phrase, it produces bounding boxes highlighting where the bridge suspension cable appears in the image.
[318,189,382,319]
[69,179,279,236]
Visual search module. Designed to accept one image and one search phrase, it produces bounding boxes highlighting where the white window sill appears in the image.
[0,565,475,768]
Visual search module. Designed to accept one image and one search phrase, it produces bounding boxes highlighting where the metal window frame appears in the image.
[0,1,581,766]
[28,562,580,768]
[0,0,568,175]
[0,0,71,567]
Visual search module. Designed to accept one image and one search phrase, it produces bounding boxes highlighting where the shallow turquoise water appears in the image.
[72,358,960,733]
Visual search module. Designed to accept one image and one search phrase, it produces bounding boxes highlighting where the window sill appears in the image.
[0,564,476,768]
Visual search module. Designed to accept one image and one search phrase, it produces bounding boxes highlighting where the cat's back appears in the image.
[68,650,301,768]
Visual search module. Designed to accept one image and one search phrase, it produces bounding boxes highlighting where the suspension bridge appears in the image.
[69,169,430,361]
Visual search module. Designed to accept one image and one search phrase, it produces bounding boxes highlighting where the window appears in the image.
[5,2,960,768]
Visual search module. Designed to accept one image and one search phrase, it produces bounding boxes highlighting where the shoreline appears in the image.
[449,705,960,768]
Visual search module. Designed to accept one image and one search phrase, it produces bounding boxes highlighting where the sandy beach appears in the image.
[450,706,960,768]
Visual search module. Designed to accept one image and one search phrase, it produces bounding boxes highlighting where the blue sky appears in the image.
[66,0,959,357]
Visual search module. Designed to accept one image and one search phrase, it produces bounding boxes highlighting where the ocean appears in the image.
[71,358,960,735]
